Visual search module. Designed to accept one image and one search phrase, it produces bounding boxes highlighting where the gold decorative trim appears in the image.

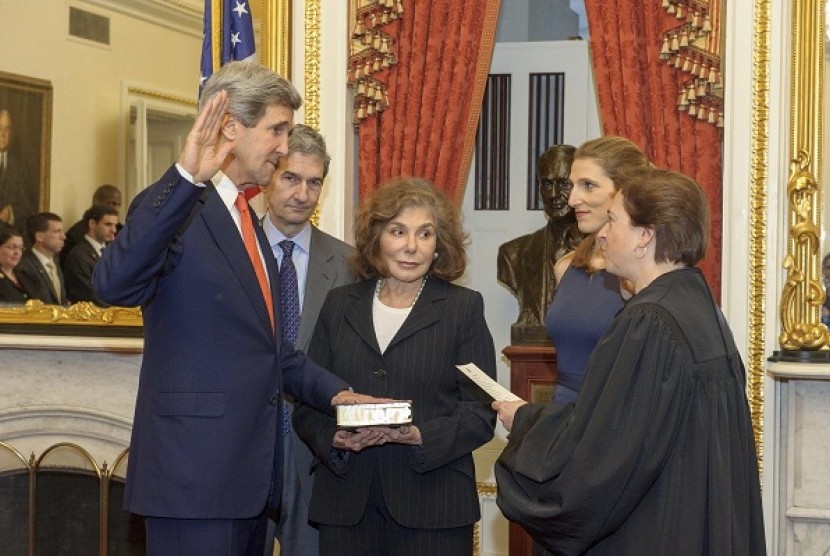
[748,0,770,470]
[780,0,827,352]
[126,86,197,108]
[0,301,142,327]
[474,482,497,555]
[260,0,292,78]
[304,0,321,130]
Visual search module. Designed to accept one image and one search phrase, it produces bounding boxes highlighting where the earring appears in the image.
[634,246,646,259]
[433,252,439,260]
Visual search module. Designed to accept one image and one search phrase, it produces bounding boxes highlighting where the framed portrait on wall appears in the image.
[0,70,52,232]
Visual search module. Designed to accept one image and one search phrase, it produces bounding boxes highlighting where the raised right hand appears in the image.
[178,90,234,183]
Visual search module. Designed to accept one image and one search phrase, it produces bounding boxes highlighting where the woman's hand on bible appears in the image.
[332,428,388,452]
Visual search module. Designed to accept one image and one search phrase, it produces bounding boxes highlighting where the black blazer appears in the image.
[0,269,29,304]
[294,278,497,529]
[16,249,66,305]
[63,239,108,306]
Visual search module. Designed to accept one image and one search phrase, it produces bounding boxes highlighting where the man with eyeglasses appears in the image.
[260,124,356,556]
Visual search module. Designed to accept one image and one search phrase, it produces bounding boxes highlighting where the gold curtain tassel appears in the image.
[698,63,708,79]
[682,57,691,72]
[689,103,697,116]
[708,67,718,82]
[667,4,676,14]
[662,0,670,8]
[357,81,366,95]
[373,58,381,71]
[674,56,683,68]
[702,15,712,33]
[676,6,684,18]
[680,31,689,47]
[687,86,697,101]
[670,35,680,51]
[381,37,390,53]
[678,91,688,107]
[717,113,724,127]
[373,35,381,49]
[697,107,707,120]
[367,103,375,116]
[708,110,717,124]
[661,36,671,57]
[697,82,707,96]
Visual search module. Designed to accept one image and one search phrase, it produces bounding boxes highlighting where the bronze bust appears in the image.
[497,144,583,345]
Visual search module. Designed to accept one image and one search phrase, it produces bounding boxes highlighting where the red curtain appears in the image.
[356,0,502,206]
[584,0,723,297]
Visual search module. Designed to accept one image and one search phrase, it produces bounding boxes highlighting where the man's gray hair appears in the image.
[200,61,302,127]
[288,124,331,177]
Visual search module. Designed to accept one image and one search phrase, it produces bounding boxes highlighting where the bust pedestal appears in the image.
[502,345,558,556]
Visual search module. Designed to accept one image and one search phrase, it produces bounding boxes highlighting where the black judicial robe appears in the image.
[495,268,765,556]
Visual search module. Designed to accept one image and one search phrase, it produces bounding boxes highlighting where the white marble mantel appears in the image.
[768,361,830,555]
[0,336,142,469]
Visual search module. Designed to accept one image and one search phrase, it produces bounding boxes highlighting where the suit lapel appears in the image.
[298,227,335,349]
[200,187,274,336]
[344,281,382,354]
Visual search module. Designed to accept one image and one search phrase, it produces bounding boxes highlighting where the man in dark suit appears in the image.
[16,212,67,305]
[92,61,379,556]
[62,204,118,306]
[61,184,123,263]
[260,125,356,555]
[0,109,37,231]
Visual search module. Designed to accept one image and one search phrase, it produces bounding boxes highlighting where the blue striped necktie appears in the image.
[278,239,300,434]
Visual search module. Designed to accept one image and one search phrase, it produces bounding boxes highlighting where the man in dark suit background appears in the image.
[61,184,123,263]
[0,109,37,231]
[62,204,118,306]
[260,124,356,555]
[92,61,380,556]
[16,212,66,305]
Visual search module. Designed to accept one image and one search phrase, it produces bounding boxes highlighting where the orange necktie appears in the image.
[234,193,274,330]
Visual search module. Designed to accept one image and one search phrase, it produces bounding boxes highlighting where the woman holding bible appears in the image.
[493,167,765,555]
[293,177,497,556]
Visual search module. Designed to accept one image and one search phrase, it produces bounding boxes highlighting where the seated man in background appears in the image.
[62,204,118,306]
[61,184,122,263]
[16,212,67,305]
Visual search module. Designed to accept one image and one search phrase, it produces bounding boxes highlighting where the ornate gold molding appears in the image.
[304,0,321,130]
[748,0,770,470]
[474,482,497,555]
[779,0,828,353]
[0,301,142,327]
[259,0,292,78]
[126,86,197,107]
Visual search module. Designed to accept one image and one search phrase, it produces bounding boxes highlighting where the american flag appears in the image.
[199,0,257,93]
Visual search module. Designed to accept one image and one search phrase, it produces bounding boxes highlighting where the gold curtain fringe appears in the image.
[676,77,724,128]
[348,0,403,125]
[660,0,723,129]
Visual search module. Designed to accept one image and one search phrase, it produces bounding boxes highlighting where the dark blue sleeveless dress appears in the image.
[545,266,623,404]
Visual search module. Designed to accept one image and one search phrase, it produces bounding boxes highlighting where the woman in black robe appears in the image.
[493,167,766,555]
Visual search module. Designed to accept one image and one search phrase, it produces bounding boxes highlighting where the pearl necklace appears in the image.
[375,276,427,308]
